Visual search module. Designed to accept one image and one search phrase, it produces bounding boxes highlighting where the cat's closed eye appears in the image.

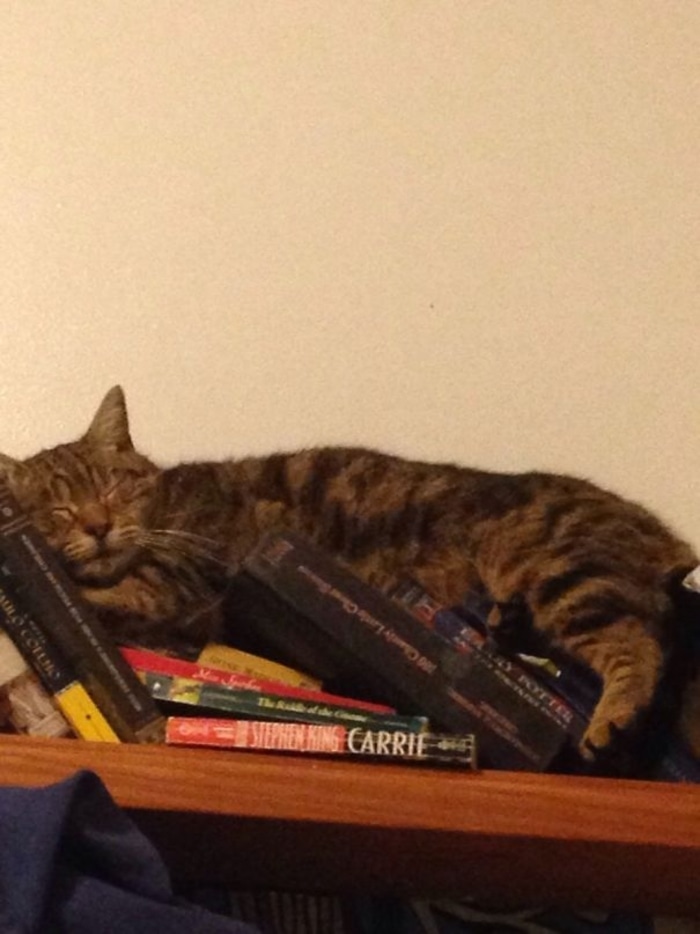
[50,506,75,520]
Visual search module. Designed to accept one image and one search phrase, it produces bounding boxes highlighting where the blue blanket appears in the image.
[0,769,258,934]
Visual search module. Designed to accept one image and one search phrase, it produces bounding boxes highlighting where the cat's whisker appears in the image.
[135,529,232,570]
[140,534,219,561]
[149,528,223,548]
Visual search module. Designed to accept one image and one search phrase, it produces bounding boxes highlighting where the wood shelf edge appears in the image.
[0,734,698,913]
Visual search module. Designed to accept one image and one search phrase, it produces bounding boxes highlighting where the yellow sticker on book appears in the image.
[56,683,121,743]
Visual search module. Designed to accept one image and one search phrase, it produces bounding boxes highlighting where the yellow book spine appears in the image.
[54,682,121,743]
[197,643,321,690]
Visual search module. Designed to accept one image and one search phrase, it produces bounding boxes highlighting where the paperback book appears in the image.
[165,716,477,769]
[197,643,321,689]
[138,669,428,733]
[122,646,396,715]
[390,580,592,743]
[0,564,120,742]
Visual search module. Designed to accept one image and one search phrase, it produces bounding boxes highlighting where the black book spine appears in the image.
[0,481,164,743]
[391,580,588,741]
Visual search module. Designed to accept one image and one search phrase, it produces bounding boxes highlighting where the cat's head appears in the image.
[0,386,160,586]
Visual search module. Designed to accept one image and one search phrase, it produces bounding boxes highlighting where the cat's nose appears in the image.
[85,518,112,541]
[81,505,112,542]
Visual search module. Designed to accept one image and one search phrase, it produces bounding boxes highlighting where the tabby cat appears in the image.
[0,386,697,767]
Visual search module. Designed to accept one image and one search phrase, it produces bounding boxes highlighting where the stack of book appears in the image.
[124,643,476,768]
[0,479,477,770]
[218,530,588,772]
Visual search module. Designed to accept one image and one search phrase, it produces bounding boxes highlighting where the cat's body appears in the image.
[1,387,697,767]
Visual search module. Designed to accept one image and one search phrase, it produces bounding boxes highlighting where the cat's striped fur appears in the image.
[1,386,697,766]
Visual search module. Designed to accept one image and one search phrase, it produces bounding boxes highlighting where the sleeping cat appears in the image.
[0,386,697,766]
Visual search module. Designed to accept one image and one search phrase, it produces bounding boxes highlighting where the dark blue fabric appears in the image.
[0,769,259,934]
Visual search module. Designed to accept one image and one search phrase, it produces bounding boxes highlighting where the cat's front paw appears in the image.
[578,696,643,764]
[579,718,626,761]
[80,585,118,609]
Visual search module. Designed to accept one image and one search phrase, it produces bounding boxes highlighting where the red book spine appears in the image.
[165,717,478,768]
[120,647,396,715]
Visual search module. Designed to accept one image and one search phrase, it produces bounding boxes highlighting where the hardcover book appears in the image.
[223,531,576,770]
[0,481,164,743]
[165,716,477,769]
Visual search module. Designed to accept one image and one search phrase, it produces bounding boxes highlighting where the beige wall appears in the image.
[1,2,699,543]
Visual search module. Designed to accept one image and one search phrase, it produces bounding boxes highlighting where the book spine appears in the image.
[0,481,164,743]
[197,643,321,689]
[0,630,73,738]
[391,580,587,738]
[165,717,477,768]
[390,580,487,651]
[138,670,428,732]
[393,580,601,722]
[0,567,120,742]
[121,646,397,715]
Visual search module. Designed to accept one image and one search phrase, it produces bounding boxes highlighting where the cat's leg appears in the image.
[561,619,664,759]
[483,586,665,759]
[522,570,671,761]
[81,568,222,650]
[80,572,180,622]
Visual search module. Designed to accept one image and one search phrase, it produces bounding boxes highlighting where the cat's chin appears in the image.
[68,550,140,587]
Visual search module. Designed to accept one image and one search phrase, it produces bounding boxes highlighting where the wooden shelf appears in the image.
[0,734,699,915]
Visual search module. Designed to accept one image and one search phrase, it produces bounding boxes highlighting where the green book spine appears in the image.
[140,670,428,732]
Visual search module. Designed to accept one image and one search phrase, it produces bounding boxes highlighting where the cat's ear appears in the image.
[0,454,29,490]
[0,453,18,477]
[85,386,134,452]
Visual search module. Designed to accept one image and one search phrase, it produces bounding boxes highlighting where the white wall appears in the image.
[1,2,699,544]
